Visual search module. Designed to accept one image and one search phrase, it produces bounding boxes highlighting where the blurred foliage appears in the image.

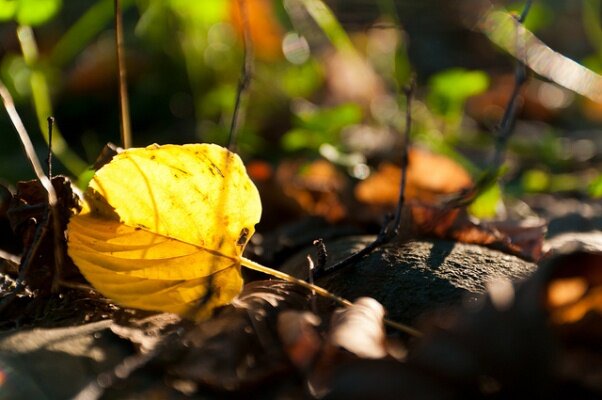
[0,0,600,218]
[0,0,63,26]
[282,103,362,151]
[590,174,602,198]
[469,183,502,219]
[507,1,553,33]
[427,68,489,128]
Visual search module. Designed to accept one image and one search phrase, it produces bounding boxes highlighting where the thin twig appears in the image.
[46,116,54,178]
[314,213,393,279]
[50,208,65,292]
[227,0,253,151]
[241,256,421,337]
[0,82,57,206]
[242,256,352,307]
[312,238,327,273]
[306,255,317,314]
[392,78,415,233]
[441,0,533,210]
[518,0,533,23]
[490,0,531,168]
[491,65,526,167]
[115,0,132,149]
[314,80,415,278]
[0,81,67,294]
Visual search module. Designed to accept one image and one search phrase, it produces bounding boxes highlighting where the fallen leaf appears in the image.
[276,159,348,223]
[466,74,572,123]
[355,148,545,260]
[329,297,387,359]
[546,252,602,325]
[355,148,473,206]
[67,143,262,320]
[165,280,318,393]
[306,297,390,397]
[539,249,602,395]
[410,204,546,261]
[277,310,322,370]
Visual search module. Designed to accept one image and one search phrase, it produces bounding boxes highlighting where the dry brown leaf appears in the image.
[276,159,348,223]
[166,280,318,393]
[329,297,387,359]
[355,148,472,206]
[277,310,322,370]
[546,252,602,325]
[410,204,545,261]
[355,148,544,260]
[466,74,569,123]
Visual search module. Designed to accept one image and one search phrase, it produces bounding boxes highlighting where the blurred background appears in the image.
[1,0,601,208]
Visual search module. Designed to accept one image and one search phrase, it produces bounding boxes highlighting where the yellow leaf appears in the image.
[67,143,261,320]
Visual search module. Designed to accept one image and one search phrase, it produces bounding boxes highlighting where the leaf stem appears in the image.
[241,256,351,306]
[240,256,422,337]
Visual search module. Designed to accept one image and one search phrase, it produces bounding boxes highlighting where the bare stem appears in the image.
[240,256,422,337]
[313,79,416,277]
[444,0,533,210]
[47,116,54,178]
[115,0,132,148]
[0,81,66,293]
[392,78,415,233]
[0,81,56,206]
[227,0,253,151]
[490,0,532,169]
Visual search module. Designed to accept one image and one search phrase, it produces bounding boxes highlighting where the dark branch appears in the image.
[47,116,54,178]
[314,79,416,279]
[392,78,415,234]
[227,0,254,151]
[490,0,532,170]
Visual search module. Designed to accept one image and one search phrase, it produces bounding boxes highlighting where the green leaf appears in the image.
[169,0,226,25]
[16,0,62,26]
[297,103,362,132]
[589,175,602,198]
[522,169,550,192]
[428,68,489,117]
[0,0,17,21]
[282,104,362,151]
[280,60,323,98]
[468,182,502,218]
[281,128,323,151]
